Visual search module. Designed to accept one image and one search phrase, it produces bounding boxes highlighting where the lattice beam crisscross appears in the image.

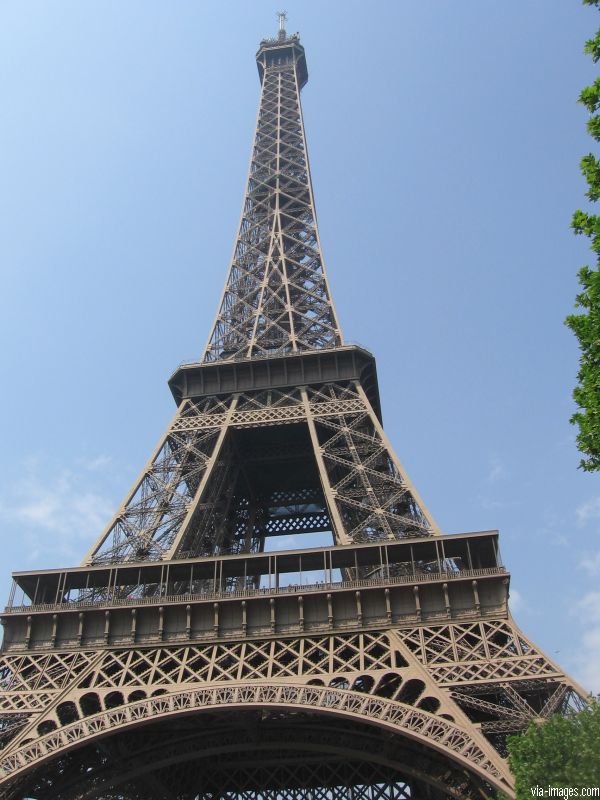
[203,45,341,363]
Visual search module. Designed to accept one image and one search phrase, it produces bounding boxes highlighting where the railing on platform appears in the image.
[4,565,507,615]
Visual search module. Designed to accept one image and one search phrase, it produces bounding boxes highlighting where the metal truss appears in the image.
[0,618,586,798]
[83,381,438,566]
[393,619,587,752]
[304,384,437,543]
[203,33,341,362]
[82,395,237,565]
[4,620,579,796]
[400,619,561,683]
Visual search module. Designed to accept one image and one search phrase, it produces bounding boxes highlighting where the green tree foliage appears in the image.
[567,1,600,471]
[507,702,600,797]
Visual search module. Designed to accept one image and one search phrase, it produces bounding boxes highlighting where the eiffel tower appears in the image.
[0,18,588,800]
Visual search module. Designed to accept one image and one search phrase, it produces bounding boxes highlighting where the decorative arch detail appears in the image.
[0,682,512,793]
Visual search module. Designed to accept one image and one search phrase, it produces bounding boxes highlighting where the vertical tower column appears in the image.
[204,33,342,362]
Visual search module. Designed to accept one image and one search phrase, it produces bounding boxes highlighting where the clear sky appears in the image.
[1,1,599,693]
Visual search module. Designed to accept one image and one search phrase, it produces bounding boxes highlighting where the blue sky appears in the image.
[1,1,599,693]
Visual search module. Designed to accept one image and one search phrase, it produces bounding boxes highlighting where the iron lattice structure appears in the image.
[203,32,341,362]
[0,23,588,800]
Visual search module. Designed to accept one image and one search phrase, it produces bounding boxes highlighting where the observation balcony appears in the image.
[256,33,308,89]
[169,344,382,418]
[1,531,510,653]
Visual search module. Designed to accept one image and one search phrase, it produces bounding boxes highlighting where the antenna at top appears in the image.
[277,10,287,40]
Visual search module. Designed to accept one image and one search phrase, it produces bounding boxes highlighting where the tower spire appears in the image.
[203,27,342,362]
[277,10,287,40]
